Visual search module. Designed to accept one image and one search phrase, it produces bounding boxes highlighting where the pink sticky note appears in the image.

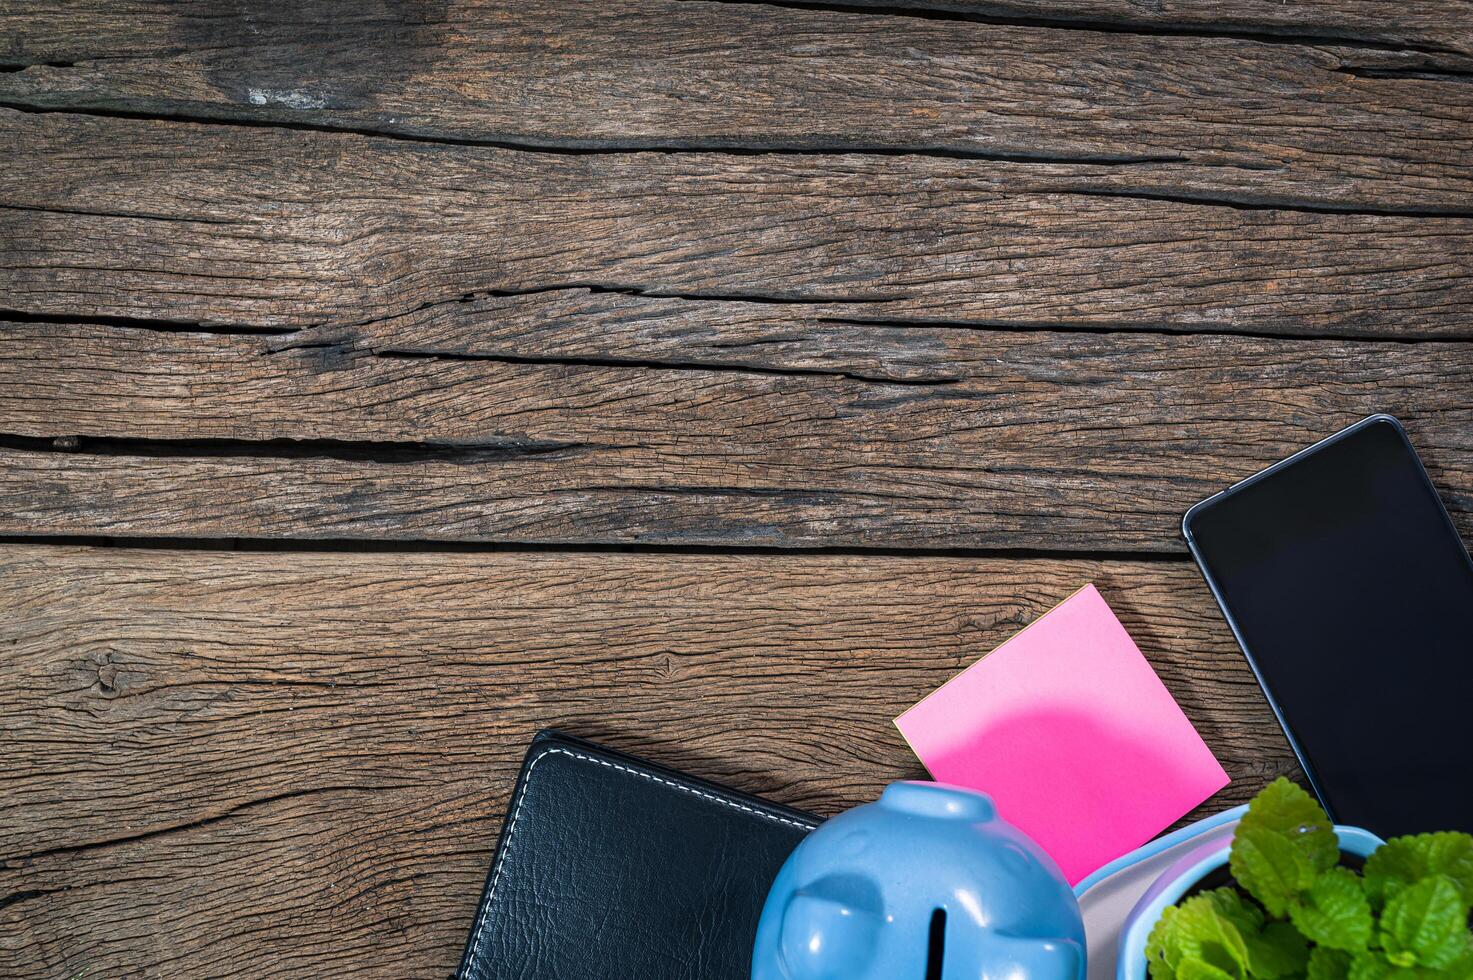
[895,584,1229,884]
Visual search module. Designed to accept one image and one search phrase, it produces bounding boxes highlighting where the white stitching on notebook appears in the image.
[463,746,811,972]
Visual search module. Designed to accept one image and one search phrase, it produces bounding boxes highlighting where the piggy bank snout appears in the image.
[778,873,884,980]
[956,935,1086,979]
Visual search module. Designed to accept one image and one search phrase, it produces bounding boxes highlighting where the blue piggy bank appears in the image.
[752,782,1085,980]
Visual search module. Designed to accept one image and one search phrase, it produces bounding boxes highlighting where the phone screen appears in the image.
[1184,416,1473,838]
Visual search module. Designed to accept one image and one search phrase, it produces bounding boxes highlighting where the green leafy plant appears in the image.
[1147,778,1473,980]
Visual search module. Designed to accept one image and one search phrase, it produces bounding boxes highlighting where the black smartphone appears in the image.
[1183,414,1473,838]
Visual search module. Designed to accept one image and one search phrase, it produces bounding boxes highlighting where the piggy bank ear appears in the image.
[778,873,884,980]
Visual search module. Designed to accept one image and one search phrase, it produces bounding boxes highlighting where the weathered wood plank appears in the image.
[3,110,1472,339]
[766,0,1473,56]
[1,316,1469,549]
[5,0,1470,62]
[1,1,1471,211]
[1,545,1294,978]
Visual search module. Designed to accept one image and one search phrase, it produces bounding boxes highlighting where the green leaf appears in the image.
[1348,953,1394,980]
[1307,948,1352,980]
[1346,952,1431,980]
[1150,906,1184,980]
[1175,895,1252,979]
[1239,778,1339,873]
[1434,948,1473,980]
[1290,866,1373,952]
[1403,834,1473,902]
[1180,960,1242,980]
[1380,875,1473,970]
[1247,921,1311,979]
[1366,841,1425,911]
[1233,826,1316,917]
[1203,888,1267,938]
[1367,834,1473,909]
[1179,888,1297,980]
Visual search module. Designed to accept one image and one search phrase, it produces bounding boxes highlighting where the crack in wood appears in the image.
[815,315,1473,344]
[368,348,960,387]
[5,99,1464,220]
[1056,187,1473,219]
[0,98,1193,166]
[0,532,1194,561]
[260,283,910,357]
[0,201,240,225]
[0,886,69,911]
[0,309,297,336]
[259,281,947,383]
[475,283,910,305]
[5,784,418,867]
[0,52,149,70]
[680,0,1472,58]
[1332,65,1473,83]
[9,302,1473,347]
[0,433,612,465]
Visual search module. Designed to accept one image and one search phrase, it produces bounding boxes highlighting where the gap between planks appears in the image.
[8,305,1473,346]
[0,534,1191,563]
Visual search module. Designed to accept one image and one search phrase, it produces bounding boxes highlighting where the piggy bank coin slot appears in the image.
[925,908,946,980]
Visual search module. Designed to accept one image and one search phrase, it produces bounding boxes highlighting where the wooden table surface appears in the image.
[3,2,1471,976]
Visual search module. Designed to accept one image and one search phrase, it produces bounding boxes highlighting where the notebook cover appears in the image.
[456,730,821,980]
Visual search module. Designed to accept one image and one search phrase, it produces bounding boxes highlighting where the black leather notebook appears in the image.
[456,730,821,980]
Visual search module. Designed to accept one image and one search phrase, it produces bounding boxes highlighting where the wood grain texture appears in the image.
[2,1,1472,212]
[763,0,1473,57]
[2,316,1469,549]
[4,0,1470,61]
[4,109,1473,339]
[0,545,1295,978]
[2,3,1471,977]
